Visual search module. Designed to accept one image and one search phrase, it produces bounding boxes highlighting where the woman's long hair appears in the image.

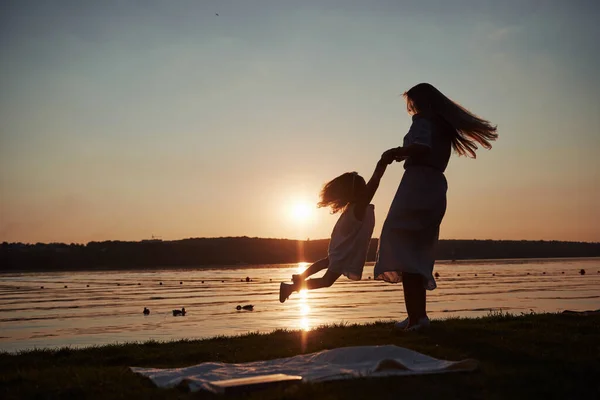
[403,83,498,158]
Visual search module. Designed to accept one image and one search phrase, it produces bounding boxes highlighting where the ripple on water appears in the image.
[0,258,599,352]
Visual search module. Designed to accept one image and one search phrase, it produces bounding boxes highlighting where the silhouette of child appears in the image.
[279,154,393,303]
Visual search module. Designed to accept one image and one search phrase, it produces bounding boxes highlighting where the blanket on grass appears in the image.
[131,345,478,393]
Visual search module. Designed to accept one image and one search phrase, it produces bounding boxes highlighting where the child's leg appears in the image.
[303,270,341,290]
[293,258,329,282]
[280,269,340,303]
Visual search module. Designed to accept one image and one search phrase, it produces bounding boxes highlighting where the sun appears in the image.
[290,201,314,223]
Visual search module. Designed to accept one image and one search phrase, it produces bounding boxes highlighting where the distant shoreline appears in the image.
[1,256,598,274]
[2,238,599,272]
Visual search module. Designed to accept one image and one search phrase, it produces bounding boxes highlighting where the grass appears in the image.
[1,312,599,399]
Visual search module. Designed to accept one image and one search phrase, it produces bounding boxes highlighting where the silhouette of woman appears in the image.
[375,83,497,331]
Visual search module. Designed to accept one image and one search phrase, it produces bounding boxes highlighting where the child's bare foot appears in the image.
[291,274,303,285]
[279,282,293,303]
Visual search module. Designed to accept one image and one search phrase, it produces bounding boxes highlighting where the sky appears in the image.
[1,0,599,244]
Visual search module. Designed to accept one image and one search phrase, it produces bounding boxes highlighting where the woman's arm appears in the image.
[383,143,430,161]
[353,156,392,220]
[385,115,433,160]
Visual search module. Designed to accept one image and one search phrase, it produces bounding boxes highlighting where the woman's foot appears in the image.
[291,274,303,285]
[394,317,410,330]
[279,282,294,303]
[404,316,431,332]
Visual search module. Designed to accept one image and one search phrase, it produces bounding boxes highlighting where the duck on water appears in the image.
[173,307,186,316]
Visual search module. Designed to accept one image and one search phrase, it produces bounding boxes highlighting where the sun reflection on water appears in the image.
[297,262,309,273]
[297,284,311,352]
[300,317,310,331]
[298,289,311,331]
[300,304,310,315]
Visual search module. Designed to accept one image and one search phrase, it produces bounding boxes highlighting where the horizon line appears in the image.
[3,237,600,246]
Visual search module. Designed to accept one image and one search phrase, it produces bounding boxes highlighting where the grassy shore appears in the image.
[1,312,599,399]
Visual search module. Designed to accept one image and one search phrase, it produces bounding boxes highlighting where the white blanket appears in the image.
[131,345,478,392]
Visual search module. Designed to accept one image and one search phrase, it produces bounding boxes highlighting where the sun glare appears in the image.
[298,288,311,332]
[297,262,309,273]
[300,317,310,331]
[300,304,311,315]
[290,202,314,223]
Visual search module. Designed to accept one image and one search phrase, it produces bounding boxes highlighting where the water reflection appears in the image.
[299,317,310,331]
[298,289,311,331]
[297,262,309,273]
[0,258,599,352]
[300,304,310,315]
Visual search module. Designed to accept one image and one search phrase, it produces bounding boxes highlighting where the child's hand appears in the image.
[381,155,394,165]
[381,149,396,164]
[382,147,408,163]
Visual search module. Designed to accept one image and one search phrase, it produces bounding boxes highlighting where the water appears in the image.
[1,258,599,353]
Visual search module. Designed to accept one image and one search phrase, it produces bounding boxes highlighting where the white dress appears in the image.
[327,204,376,281]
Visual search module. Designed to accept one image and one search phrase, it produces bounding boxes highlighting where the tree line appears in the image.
[1,237,599,271]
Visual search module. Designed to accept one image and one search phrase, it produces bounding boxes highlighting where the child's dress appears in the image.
[374,113,452,290]
[327,204,376,281]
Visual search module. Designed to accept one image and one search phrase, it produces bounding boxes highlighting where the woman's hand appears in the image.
[382,147,406,163]
[381,148,398,162]
[380,152,395,165]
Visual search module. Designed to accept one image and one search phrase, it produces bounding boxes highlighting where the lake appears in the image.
[1,258,599,353]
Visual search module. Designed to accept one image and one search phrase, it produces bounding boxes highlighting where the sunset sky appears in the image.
[1,0,599,244]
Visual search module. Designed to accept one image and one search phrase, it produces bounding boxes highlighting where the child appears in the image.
[279,154,393,303]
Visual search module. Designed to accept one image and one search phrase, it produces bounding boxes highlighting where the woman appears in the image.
[375,83,498,331]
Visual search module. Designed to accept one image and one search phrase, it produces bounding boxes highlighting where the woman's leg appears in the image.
[402,273,418,322]
[408,230,435,323]
[415,278,427,321]
[403,273,427,325]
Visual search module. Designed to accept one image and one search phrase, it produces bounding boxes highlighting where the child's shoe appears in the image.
[279,282,293,303]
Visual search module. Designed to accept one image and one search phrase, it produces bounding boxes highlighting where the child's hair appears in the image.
[317,172,366,214]
[403,83,498,158]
